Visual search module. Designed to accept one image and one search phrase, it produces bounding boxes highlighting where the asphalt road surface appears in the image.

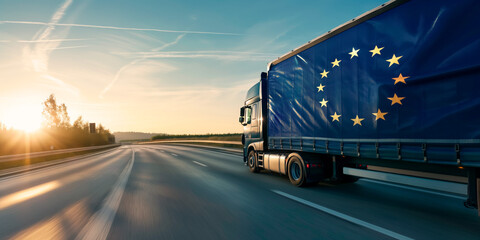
[0,144,479,240]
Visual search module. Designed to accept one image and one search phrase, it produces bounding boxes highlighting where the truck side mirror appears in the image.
[239,106,251,126]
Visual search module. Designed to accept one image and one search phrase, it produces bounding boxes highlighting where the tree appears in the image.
[42,94,71,128]
[73,116,89,131]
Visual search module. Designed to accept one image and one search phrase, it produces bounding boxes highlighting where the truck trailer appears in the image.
[239,0,480,212]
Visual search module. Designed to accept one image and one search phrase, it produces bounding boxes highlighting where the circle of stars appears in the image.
[316,44,409,126]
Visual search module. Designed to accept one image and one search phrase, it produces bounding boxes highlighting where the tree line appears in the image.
[151,133,241,141]
[0,94,114,155]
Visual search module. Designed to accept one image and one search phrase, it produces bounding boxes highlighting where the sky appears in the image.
[0,0,387,134]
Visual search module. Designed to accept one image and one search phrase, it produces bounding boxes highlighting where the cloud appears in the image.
[0,20,242,36]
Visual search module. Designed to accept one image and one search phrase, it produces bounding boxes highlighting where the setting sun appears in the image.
[1,102,42,133]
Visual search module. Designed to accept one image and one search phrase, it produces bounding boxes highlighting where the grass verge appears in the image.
[0,146,118,171]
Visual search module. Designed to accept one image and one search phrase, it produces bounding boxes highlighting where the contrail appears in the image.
[112,50,279,62]
[24,0,74,72]
[47,45,88,50]
[0,20,242,36]
[99,34,186,98]
[33,0,73,41]
[22,0,80,96]
[114,50,279,56]
[115,52,277,61]
[17,38,86,43]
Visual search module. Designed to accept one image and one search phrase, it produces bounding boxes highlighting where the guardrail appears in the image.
[0,144,121,163]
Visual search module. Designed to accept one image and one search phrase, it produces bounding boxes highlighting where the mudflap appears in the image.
[465,168,479,215]
[302,154,328,184]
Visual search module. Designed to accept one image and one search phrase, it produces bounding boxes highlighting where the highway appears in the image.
[0,144,479,240]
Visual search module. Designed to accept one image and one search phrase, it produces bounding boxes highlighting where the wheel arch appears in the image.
[247,144,257,155]
[247,144,256,155]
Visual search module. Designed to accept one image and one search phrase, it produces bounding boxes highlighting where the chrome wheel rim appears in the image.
[249,154,255,167]
[291,162,301,181]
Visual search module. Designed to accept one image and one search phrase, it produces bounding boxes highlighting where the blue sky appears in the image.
[0,0,387,134]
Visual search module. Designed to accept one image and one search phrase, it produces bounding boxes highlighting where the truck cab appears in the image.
[239,81,263,164]
[239,73,328,185]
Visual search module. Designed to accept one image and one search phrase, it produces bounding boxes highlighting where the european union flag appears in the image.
[267,0,480,164]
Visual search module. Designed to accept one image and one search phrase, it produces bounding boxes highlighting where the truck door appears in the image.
[241,101,261,140]
[250,102,260,139]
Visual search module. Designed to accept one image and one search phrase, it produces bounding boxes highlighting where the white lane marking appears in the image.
[171,153,178,157]
[359,178,466,200]
[192,161,207,167]
[76,148,136,240]
[272,190,413,240]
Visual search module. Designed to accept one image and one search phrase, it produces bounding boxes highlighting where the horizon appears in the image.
[0,0,387,134]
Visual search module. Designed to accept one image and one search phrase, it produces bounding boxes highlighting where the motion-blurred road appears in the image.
[0,145,479,239]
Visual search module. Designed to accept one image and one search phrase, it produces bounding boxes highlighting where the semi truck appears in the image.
[238,0,480,212]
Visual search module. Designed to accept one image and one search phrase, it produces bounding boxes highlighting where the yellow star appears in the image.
[369,45,384,57]
[320,69,329,78]
[320,98,328,107]
[372,109,388,120]
[349,47,360,59]
[386,54,402,67]
[331,58,341,68]
[331,112,341,122]
[317,84,325,92]
[392,73,409,85]
[351,115,364,126]
[387,93,405,105]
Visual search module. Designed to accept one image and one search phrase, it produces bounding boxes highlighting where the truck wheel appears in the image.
[248,150,259,173]
[288,156,306,186]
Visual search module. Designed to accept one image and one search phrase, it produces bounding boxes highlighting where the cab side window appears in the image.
[251,104,257,120]
[245,107,252,124]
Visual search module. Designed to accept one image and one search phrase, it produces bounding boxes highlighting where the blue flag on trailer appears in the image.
[267,0,480,142]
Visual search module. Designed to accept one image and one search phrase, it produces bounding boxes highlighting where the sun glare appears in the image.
[1,102,42,133]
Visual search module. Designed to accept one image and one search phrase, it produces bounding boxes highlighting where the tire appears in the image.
[248,150,259,173]
[288,156,306,186]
